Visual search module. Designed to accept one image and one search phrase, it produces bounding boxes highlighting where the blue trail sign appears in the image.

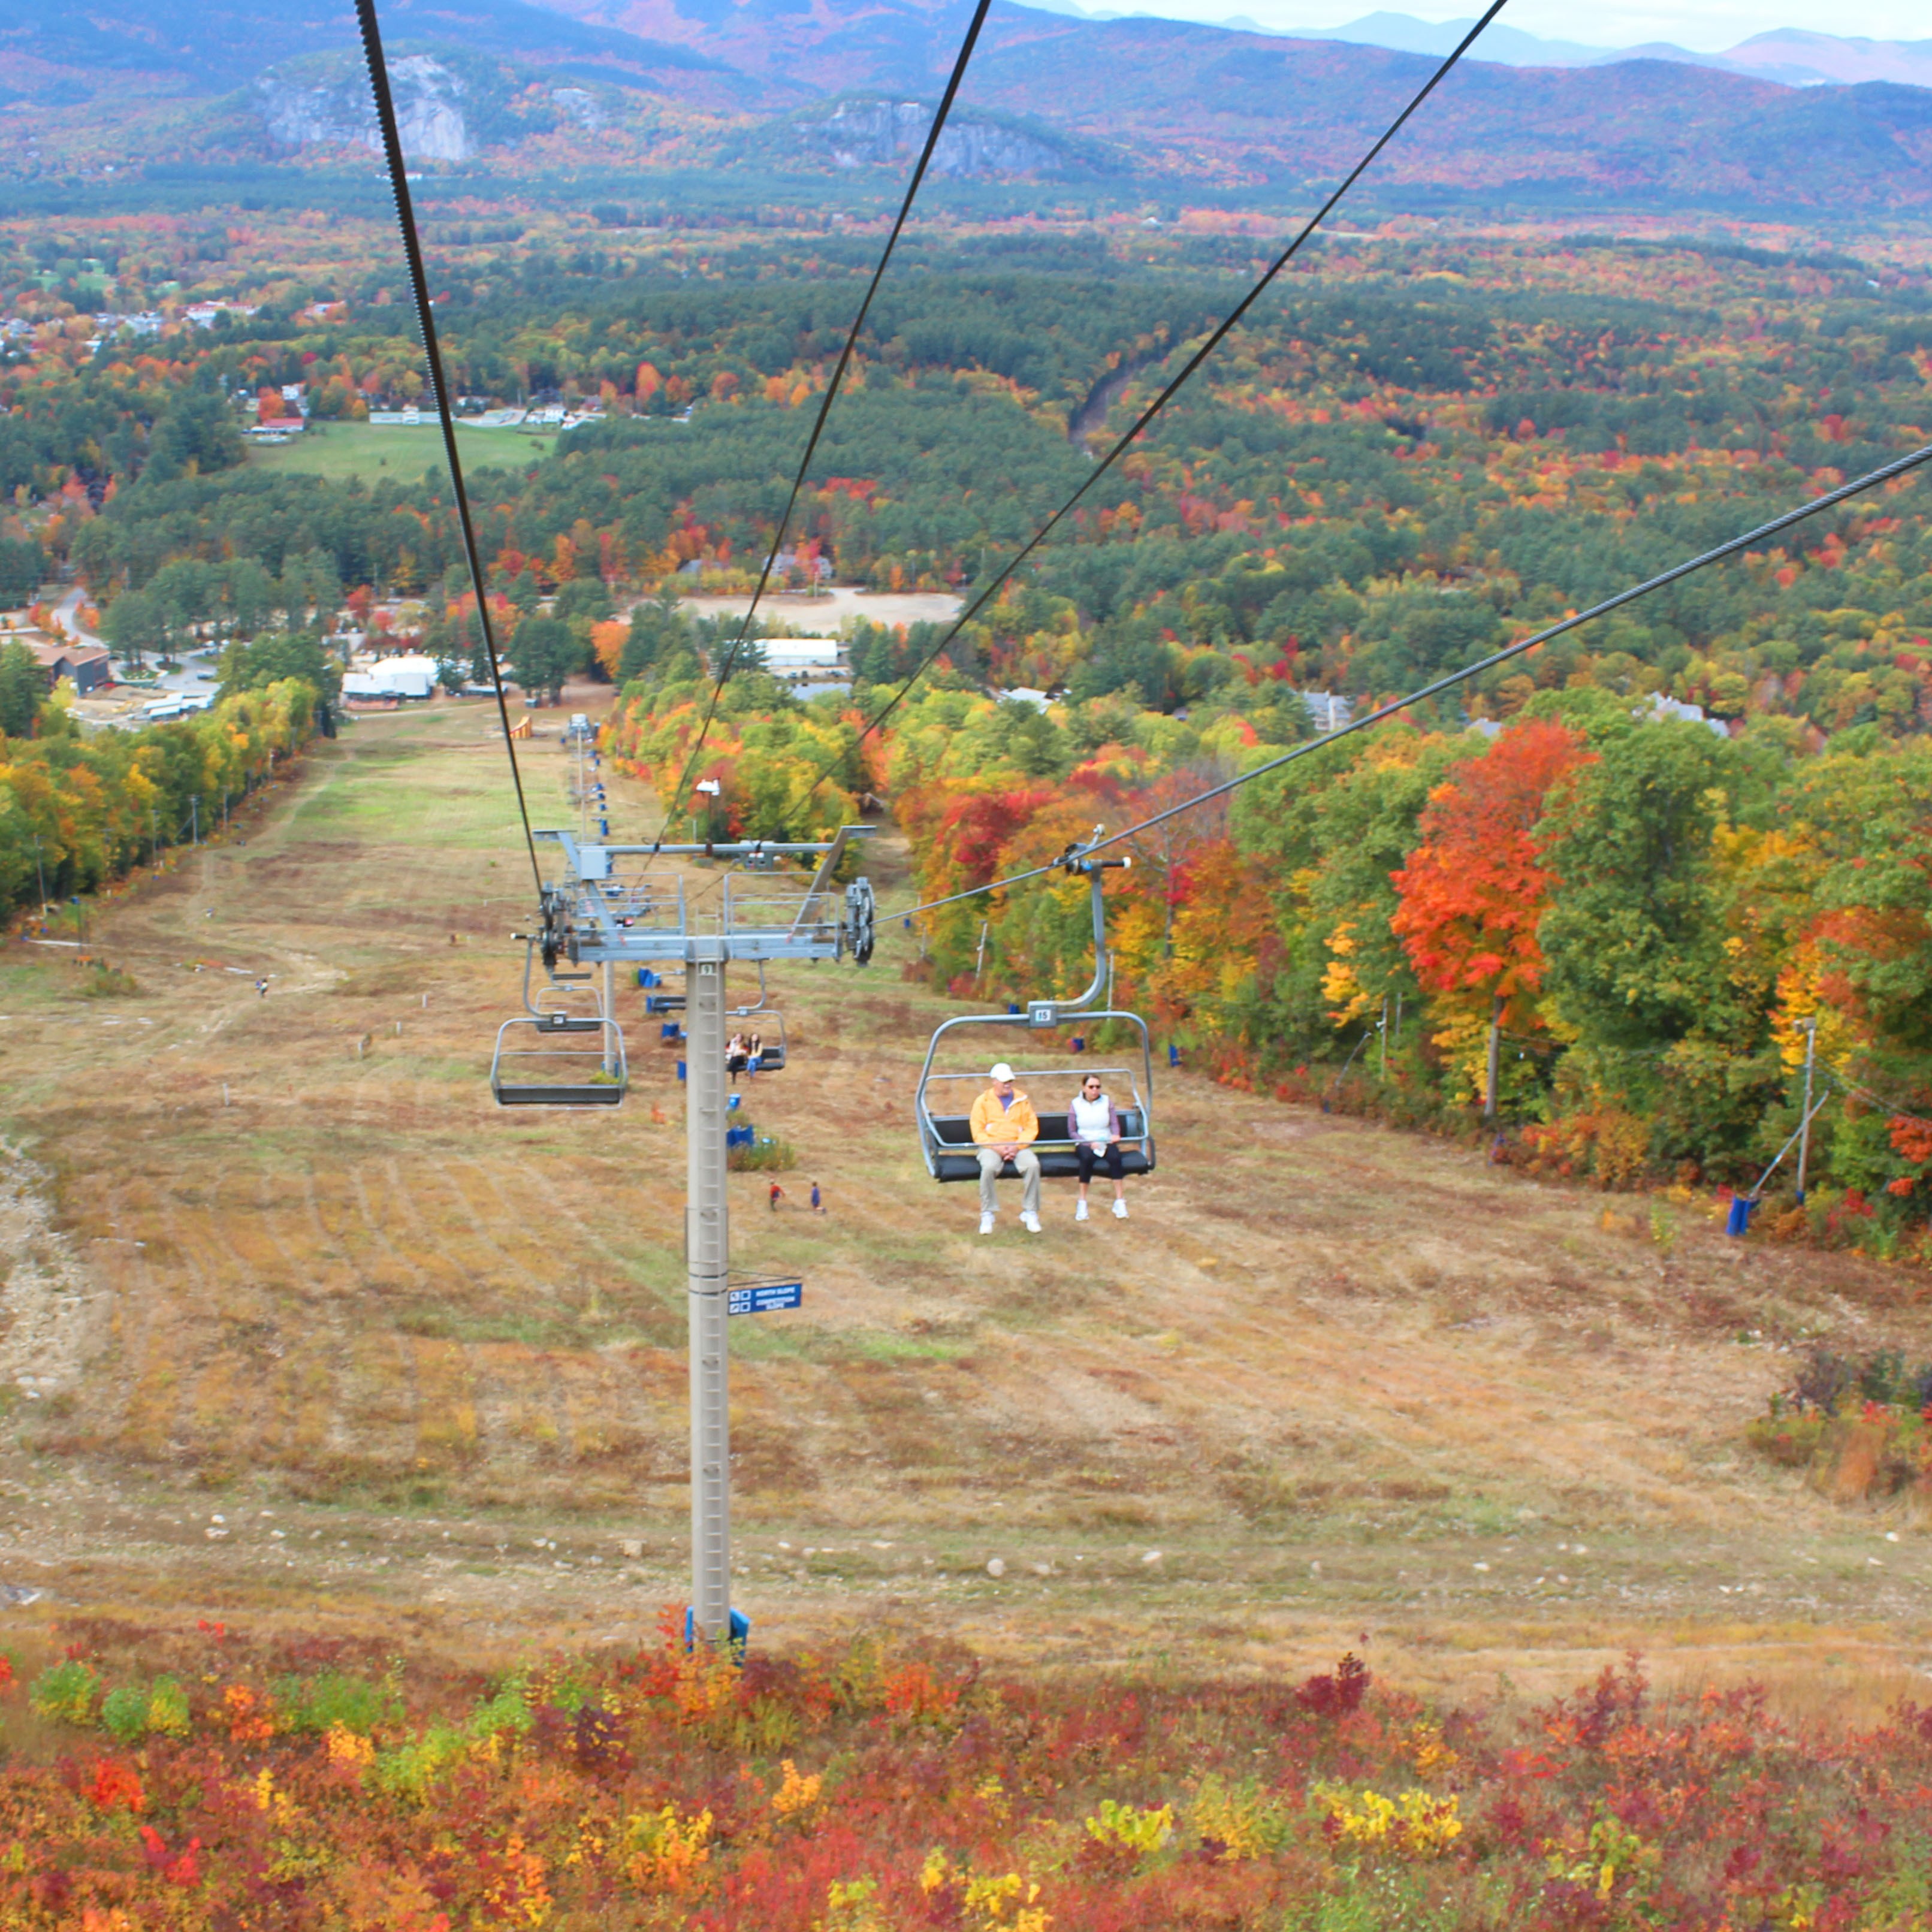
[727,1282,804,1317]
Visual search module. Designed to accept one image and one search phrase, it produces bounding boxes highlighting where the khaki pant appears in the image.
[977,1145,1040,1218]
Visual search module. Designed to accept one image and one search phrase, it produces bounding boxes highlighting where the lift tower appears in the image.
[517,827,875,1640]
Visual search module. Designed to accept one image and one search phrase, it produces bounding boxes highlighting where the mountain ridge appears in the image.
[4,0,1931,216]
[1037,7,1932,91]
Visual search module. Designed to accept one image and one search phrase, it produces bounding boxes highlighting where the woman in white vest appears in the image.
[1067,1071,1129,1223]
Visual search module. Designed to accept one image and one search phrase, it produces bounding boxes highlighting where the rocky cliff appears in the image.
[253,54,473,162]
[798,99,1070,177]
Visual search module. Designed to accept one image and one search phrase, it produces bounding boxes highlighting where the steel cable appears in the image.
[355,0,544,896]
[802,0,1506,802]
[889,435,1932,919]
[648,0,996,858]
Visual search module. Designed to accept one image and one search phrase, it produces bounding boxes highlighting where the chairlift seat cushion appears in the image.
[923,1109,1152,1182]
[494,1083,625,1107]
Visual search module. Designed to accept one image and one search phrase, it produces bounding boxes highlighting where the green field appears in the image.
[245,419,557,484]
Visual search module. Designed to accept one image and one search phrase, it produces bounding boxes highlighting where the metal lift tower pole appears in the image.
[522,825,874,1646]
[686,942,731,1638]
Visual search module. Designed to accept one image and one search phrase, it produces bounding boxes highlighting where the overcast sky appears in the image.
[1121,1,1927,51]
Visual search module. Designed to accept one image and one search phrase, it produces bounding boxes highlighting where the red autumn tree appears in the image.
[1390,717,1592,1030]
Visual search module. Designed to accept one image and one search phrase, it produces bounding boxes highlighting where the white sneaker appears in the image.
[1075,1199,1089,1222]
[979,1212,996,1236]
[1112,1199,1128,1219]
[1021,1210,1042,1234]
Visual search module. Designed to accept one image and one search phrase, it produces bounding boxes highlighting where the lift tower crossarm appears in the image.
[532,829,874,967]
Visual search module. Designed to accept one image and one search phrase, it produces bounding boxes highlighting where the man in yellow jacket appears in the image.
[969,1061,1042,1236]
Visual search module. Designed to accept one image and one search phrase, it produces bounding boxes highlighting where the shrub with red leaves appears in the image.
[1294,1652,1370,1717]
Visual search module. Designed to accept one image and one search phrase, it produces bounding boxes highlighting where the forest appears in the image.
[18,235,1932,747]
[7,233,1932,1237]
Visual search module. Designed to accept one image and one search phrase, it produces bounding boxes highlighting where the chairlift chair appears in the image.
[727,965,787,1073]
[491,938,627,1100]
[913,831,1154,1182]
[916,1016,1154,1181]
[491,1015,627,1106]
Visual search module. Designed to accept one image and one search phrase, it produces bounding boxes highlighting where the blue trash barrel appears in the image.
[660,1021,678,1041]
[1169,1044,1181,1067]
[727,1094,741,1112]
[1071,1037,1085,1053]
[1007,1003,1020,1015]
[684,1607,750,1655]
[638,968,658,989]
[676,1060,686,1082]
[1725,1196,1757,1237]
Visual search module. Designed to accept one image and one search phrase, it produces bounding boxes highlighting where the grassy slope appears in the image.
[0,700,1925,1706]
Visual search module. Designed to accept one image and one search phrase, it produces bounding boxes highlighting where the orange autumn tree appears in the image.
[1390,718,1592,1111]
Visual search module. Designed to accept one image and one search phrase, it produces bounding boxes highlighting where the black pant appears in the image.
[1077,1141,1125,1185]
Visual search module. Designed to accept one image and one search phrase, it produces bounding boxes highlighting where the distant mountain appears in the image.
[538,0,981,96]
[1281,11,1668,68]
[958,11,1932,209]
[1284,12,1932,90]
[1722,29,1932,89]
[6,0,1932,213]
[0,0,745,102]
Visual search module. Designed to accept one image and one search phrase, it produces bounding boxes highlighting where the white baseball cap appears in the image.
[989,1062,1015,1082]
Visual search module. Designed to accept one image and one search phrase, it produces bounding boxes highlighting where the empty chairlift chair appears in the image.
[491,1014,627,1106]
[493,943,629,1105]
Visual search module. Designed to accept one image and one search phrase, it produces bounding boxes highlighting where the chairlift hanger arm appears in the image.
[1035,828,1133,1021]
[728,961,771,1015]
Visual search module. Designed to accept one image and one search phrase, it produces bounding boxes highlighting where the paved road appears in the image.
[50,585,106,651]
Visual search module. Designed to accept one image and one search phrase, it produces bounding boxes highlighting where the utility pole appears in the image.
[1796,1015,1818,1203]
[31,837,45,914]
[1483,993,1501,1122]
[190,796,198,846]
[1379,995,1388,1079]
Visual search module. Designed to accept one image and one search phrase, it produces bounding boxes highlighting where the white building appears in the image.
[762,638,843,669]
[343,654,438,700]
